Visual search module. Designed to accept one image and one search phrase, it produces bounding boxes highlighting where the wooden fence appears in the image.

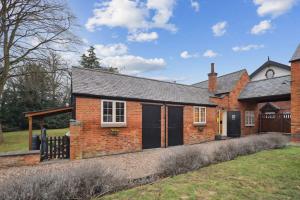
[259,113,291,133]
[41,136,70,161]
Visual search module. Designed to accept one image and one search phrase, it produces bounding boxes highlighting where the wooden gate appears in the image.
[259,113,291,133]
[41,136,70,161]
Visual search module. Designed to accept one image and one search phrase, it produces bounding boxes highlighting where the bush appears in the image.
[0,163,128,200]
[159,133,289,176]
[0,133,289,199]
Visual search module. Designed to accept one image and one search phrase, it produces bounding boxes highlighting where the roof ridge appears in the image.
[248,74,291,83]
[268,60,290,67]
[192,68,247,85]
[72,66,207,90]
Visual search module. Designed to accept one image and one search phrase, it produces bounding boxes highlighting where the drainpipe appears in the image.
[164,103,167,148]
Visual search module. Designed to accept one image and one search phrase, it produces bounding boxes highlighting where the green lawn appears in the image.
[100,147,300,200]
[0,128,68,153]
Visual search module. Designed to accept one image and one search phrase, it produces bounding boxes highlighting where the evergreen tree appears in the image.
[80,46,100,69]
[80,46,119,73]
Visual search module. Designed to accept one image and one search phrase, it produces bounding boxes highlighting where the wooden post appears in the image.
[28,116,33,150]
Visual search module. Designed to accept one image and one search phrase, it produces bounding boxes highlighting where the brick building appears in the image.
[70,44,300,159]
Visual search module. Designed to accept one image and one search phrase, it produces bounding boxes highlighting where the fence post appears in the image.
[54,137,57,158]
[49,137,53,159]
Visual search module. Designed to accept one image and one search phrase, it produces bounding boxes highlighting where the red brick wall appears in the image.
[184,106,217,144]
[210,71,253,136]
[210,71,250,111]
[208,74,217,93]
[73,97,143,159]
[291,60,300,138]
[70,97,218,159]
[0,152,40,169]
[230,72,251,110]
[239,102,259,136]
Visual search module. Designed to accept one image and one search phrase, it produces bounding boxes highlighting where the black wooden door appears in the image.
[168,106,183,146]
[142,104,161,149]
[227,111,241,137]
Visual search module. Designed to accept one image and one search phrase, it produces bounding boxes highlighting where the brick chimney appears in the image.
[208,63,218,93]
[290,44,300,141]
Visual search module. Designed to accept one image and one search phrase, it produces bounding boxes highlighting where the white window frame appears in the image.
[101,100,127,127]
[194,106,207,125]
[245,111,255,127]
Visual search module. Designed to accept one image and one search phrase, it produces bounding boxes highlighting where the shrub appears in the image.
[0,133,289,199]
[0,163,128,200]
[159,133,289,176]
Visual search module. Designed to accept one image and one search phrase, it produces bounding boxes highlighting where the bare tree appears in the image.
[0,0,79,98]
[42,51,71,104]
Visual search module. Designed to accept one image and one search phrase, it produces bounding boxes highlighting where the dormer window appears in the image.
[265,69,275,79]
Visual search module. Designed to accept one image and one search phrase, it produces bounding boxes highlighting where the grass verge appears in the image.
[99,146,300,200]
[0,128,68,152]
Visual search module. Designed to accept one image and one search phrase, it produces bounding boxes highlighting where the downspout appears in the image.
[164,103,167,148]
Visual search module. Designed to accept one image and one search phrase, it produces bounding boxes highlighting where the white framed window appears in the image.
[194,107,206,124]
[101,100,126,127]
[245,111,255,127]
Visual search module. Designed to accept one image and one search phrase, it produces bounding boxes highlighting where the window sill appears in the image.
[245,125,255,127]
[193,123,207,127]
[101,123,127,128]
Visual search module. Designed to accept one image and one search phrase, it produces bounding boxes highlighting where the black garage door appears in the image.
[142,104,161,149]
[168,106,183,146]
[227,111,241,137]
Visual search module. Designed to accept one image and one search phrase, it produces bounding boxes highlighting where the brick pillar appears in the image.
[208,63,218,93]
[70,119,83,160]
[290,44,300,142]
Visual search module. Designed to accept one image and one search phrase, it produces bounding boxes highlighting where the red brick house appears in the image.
[69,44,300,159]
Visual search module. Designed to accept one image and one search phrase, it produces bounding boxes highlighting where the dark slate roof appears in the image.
[239,75,291,100]
[249,60,290,79]
[290,43,300,62]
[192,69,247,94]
[72,67,216,106]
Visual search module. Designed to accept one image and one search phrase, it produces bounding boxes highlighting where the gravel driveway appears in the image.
[0,133,287,185]
[0,146,183,184]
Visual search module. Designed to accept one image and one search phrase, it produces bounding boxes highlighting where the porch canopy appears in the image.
[238,75,291,103]
[24,106,73,150]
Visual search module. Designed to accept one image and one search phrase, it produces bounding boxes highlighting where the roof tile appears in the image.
[192,69,247,94]
[239,75,291,100]
[72,67,215,106]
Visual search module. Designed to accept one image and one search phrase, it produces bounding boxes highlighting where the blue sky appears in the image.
[68,0,300,84]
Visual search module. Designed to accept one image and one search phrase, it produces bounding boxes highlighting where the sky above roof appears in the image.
[68,0,300,84]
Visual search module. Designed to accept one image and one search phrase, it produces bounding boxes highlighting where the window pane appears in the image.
[200,108,206,123]
[103,101,113,122]
[194,107,199,123]
[116,102,125,122]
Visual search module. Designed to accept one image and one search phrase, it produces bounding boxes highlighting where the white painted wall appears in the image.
[251,65,290,81]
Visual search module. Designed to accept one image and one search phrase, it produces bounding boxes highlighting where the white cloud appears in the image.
[212,21,227,37]
[203,50,218,58]
[180,51,198,59]
[86,0,176,33]
[232,44,265,52]
[147,0,177,31]
[94,43,128,57]
[84,43,166,75]
[190,0,200,12]
[251,20,272,35]
[101,55,166,75]
[85,0,148,31]
[253,0,297,17]
[128,32,159,42]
